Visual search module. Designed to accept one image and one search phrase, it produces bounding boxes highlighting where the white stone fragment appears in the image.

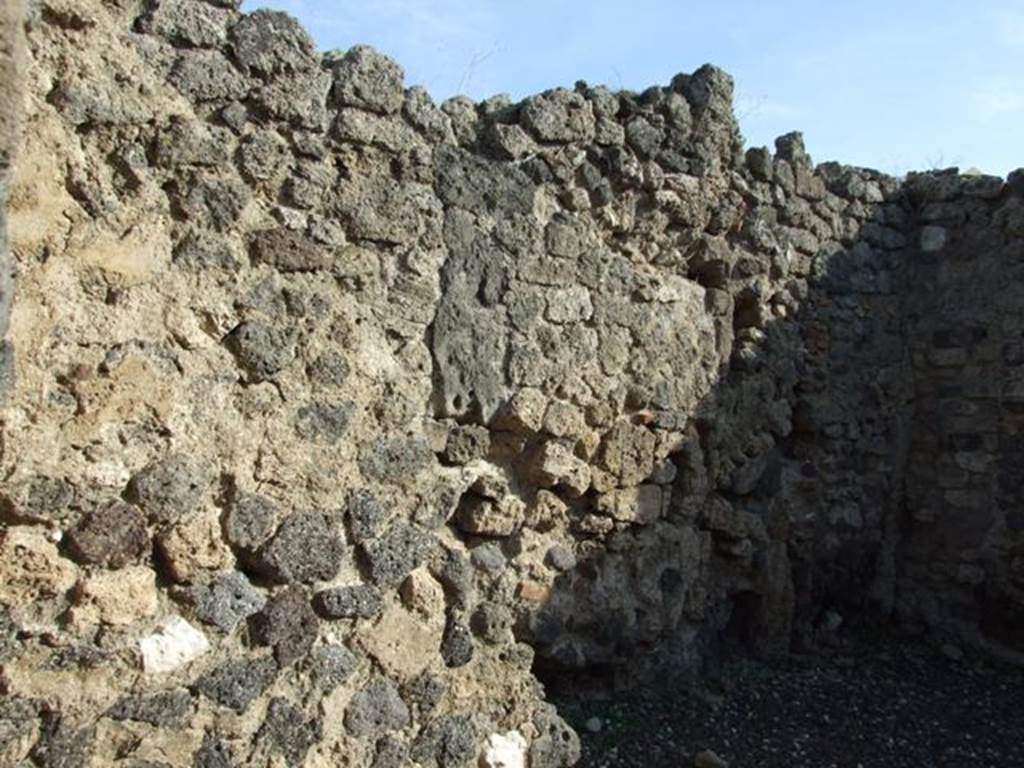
[139,616,210,674]
[483,731,528,768]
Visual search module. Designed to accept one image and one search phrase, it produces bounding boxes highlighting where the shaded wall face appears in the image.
[900,175,1024,656]
[520,156,922,675]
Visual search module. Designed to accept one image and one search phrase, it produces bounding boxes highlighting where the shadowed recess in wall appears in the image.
[0,1,1022,767]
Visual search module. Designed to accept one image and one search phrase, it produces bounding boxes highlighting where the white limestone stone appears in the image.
[483,731,528,768]
[139,616,210,674]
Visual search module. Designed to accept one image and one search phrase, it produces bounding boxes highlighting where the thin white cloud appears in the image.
[971,78,1024,122]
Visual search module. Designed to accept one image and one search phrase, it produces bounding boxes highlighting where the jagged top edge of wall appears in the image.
[28,1,1022,197]
[227,5,1023,191]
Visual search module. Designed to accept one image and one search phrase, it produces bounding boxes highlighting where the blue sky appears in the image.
[240,1,1023,176]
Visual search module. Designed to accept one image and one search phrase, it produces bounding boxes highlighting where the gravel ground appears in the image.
[553,635,1024,768]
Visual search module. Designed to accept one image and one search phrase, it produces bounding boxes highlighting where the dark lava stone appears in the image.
[193,656,277,713]
[186,571,266,631]
[360,523,435,589]
[125,454,206,525]
[224,491,278,554]
[192,732,232,768]
[250,586,319,666]
[257,697,322,768]
[256,511,344,584]
[410,713,477,768]
[345,678,410,738]
[440,613,474,668]
[65,500,149,569]
[312,585,384,620]
[107,689,192,727]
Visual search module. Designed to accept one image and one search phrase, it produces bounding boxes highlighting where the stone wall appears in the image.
[0,0,24,399]
[0,1,1021,766]
[898,171,1024,661]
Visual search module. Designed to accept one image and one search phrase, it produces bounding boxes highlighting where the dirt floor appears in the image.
[552,634,1024,768]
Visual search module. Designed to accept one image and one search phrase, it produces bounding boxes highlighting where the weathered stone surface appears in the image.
[238,130,289,181]
[173,229,239,270]
[126,455,207,526]
[174,173,251,230]
[371,735,409,768]
[411,714,477,768]
[533,442,592,497]
[331,45,405,114]
[399,568,446,622]
[251,586,319,666]
[314,584,384,620]
[360,523,435,588]
[50,73,154,126]
[307,348,351,388]
[454,494,525,537]
[108,689,192,727]
[169,50,250,101]
[29,712,95,768]
[521,89,596,143]
[141,0,236,48]
[192,733,233,768]
[66,500,149,569]
[471,542,507,572]
[194,655,277,712]
[335,173,428,244]
[294,400,354,443]
[494,388,548,433]
[257,70,332,130]
[345,678,410,738]
[444,424,491,464]
[256,511,344,584]
[346,489,386,543]
[440,612,474,668]
[0,696,38,758]
[156,510,231,583]
[309,644,359,692]
[0,527,77,607]
[404,670,446,715]
[230,10,316,76]
[471,602,514,644]
[435,145,536,215]
[596,485,663,524]
[71,565,159,626]
[257,697,322,767]
[0,475,74,523]
[529,708,581,768]
[0,607,18,662]
[250,228,331,273]
[356,603,442,680]
[359,435,435,485]
[224,491,278,555]
[224,322,297,382]
[186,571,266,631]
